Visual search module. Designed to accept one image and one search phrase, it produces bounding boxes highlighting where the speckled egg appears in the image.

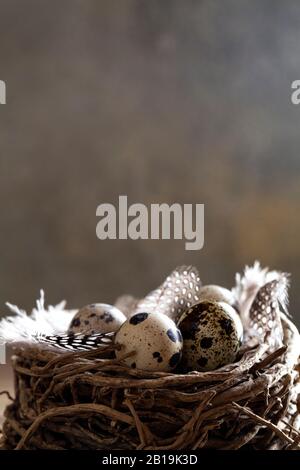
[178,301,242,371]
[198,285,235,306]
[218,301,243,341]
[115,312,183,371]
[68,303,126,335]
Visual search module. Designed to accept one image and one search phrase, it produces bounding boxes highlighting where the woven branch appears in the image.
[1,313,300,450]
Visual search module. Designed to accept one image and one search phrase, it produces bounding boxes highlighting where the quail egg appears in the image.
[178,301,243,371]
[115,312,183,371]
[68,303,126,335]
[198,285,235,306]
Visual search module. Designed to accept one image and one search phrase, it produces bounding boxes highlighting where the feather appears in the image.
[0,292,114,352]
[0,291,76,347]
[248,274,289,350]
[134,265,202,323]
[231,261,289,328]
[37,331,115,351]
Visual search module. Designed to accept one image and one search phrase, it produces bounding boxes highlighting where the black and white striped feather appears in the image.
[37,331,115,351]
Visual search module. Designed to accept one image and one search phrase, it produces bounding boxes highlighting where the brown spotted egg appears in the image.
[198,285,235,306]
[68,303,126,335]
[115,312,183,371]
[178,301,243,371]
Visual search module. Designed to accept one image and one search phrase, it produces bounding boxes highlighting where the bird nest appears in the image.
[1,312,300,450]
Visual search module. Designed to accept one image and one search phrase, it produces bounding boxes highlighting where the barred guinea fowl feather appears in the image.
[37,331,115,351]
[248,273,289,350]
[232,262,288,328]
[133,265,202,323]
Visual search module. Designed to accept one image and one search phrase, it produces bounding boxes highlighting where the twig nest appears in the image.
[115,312,183,371]
[178,301,243,371]
[68,303,126,335]
[1,264,300,450]
[198,284,235,306]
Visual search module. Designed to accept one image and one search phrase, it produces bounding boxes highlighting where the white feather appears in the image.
[0,291,76,346]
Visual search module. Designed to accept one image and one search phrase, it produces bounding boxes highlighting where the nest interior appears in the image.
[1,313,300,450]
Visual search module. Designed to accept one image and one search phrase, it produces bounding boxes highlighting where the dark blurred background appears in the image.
[1,0,300,411]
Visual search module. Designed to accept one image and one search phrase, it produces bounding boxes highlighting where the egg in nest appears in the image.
[198,285,235,307]
[178,301,243,371]
[115,312,183,371]
[68,303,126,335]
